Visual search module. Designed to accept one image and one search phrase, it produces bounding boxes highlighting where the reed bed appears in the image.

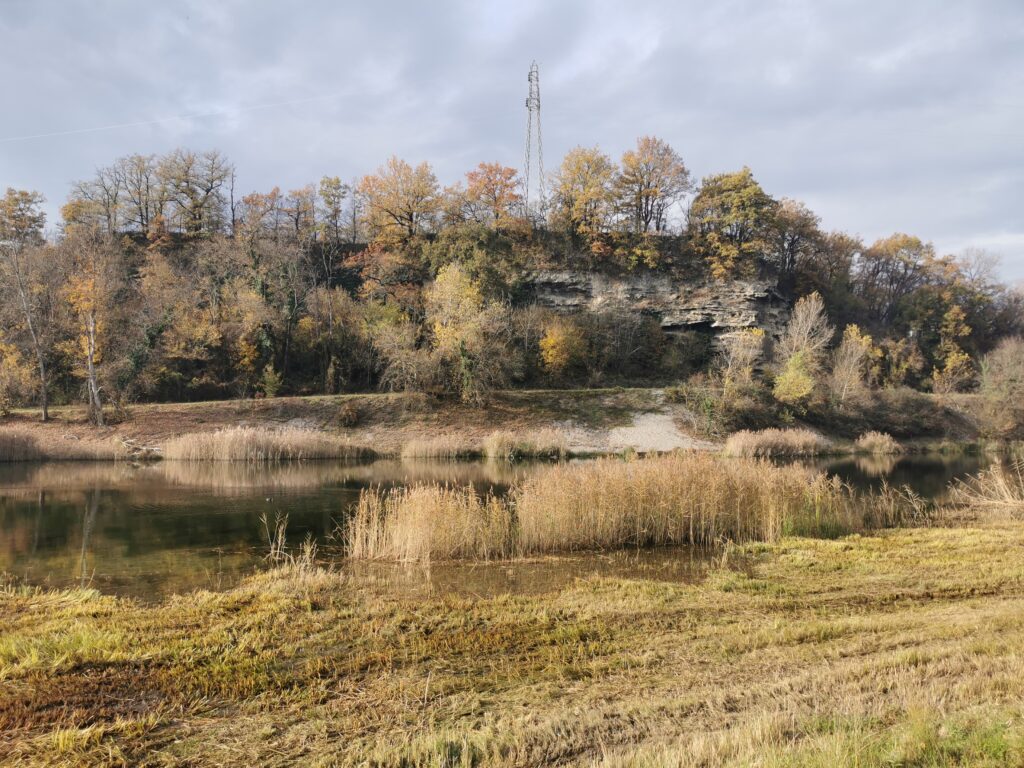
[162,426,369,462]
[399,435,481,459]
[347,485,514,561]
[950,459,1024,515]
[482,428,568,461]
[723,428,831,458]
[854,430,903,455]
[346,452,910,562]
[0,427,119,462]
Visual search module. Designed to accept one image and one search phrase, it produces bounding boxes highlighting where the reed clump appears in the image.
[162,426,368,462]
[854,431,903,455]
[482,428,568,461]
[399,435,480,459]
[347,484,514,561]
[950,460,1024,515]
[0,427,119,462]
[723,428,831,458]
[346,452,905,561]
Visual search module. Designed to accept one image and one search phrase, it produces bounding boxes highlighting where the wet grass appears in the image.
[2,521,1023,765]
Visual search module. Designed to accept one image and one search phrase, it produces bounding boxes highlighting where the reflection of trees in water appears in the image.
[80,490,99,587]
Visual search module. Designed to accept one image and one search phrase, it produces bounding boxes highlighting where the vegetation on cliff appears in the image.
[1,140,1020,429]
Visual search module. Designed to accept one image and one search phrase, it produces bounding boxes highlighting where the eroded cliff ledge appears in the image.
[525,269,791,344]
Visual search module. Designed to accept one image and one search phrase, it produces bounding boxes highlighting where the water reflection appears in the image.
[0,453,994,600]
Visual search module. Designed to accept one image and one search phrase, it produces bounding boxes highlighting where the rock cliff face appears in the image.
[526,269,790,344]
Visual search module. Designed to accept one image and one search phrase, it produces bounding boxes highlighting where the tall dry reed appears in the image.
[0,427,120,462]
[950,460,1024,515]
[345,452,904,562]
[347,485,514,562]
[483,429,568,461]
[162,427,368,462]
[399,435,480,459]
[723,428,831,458]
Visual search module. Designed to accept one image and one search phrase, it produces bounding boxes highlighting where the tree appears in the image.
[550,146,616,242]
[718,328,765,395]
[773,292,833,407]
[464,163,523,224]
[689,168,777,279]
[317,176,349,244]
[853,234,934,327]
[358,157,440,246]
[771,198,821,284]
[425,264,513,402]
[829,324,875,408]
[0,189,55,420]
[539,318,587,378]
[931,304,973,394]
[158,149,232,236]
[58,228,131,425]
[978,337,1024,438]
[615,136,692,234]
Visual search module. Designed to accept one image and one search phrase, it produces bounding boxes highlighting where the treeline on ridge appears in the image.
[0,137,1021,431]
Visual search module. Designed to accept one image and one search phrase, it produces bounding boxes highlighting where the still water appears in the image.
[0,453,991,600]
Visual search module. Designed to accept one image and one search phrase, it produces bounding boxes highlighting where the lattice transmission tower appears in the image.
[523,61,545,221]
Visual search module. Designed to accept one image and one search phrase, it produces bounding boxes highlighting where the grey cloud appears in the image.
[1,0,1021,279]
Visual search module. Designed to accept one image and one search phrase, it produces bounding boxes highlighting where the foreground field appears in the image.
[3,519,1023,766]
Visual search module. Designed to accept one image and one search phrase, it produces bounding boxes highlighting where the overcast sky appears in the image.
[2,0,1022,281]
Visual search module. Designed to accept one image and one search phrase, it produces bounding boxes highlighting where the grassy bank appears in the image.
[2,519,1023,766]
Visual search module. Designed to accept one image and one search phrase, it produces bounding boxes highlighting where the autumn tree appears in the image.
[539,318,587,378]
[689,168,778,279]
[464,162,523,225]
[852,234,935,327]
[358,157,440,246]
[0,189,56,420]
[57,228,132,425]
[550,146,616,242]
[425,263,513,402]
[828,324,875,408]
[773,293,834,407]
[615,136,692,234]
[158,149,233,236]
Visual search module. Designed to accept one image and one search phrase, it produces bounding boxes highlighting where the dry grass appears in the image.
[854,430,904,455]
[723,428,831,458]
[399,434,480,459]
[347,485,515,561]
[346,452,918,561]
[950,459,1024,515]
[483,428,568,460]
[0,426,120,462]
[3,523,1024,765]
[161,426,369,462]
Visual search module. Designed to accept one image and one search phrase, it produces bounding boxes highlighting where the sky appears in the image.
[2,0,1023,282]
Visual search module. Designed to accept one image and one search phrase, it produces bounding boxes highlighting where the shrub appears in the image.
[723,428,830,458]
[854,431,903,455]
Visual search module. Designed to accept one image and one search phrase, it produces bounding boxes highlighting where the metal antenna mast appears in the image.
[524,61,545,220]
